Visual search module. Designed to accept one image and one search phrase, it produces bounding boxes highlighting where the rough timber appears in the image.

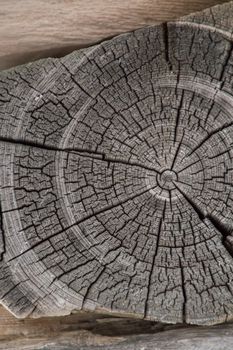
[1,1,233,328]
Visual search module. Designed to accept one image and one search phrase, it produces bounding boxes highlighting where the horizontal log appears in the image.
[0,0,227,70]
[1,1,233,349]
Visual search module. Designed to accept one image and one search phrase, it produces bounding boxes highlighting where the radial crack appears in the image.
[173,91,184,146]
[179,257,187,323]
[162,22,172,71]
[171,130,185,170]
[174,183,233,258]
[219,40,233,82]
[0,197,5,261]
[0,136,160,174]
[184,121,233,159]
[8,184,158,262]
[2,10,233,324]
[144,202,166,319]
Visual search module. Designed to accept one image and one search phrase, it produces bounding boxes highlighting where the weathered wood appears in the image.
[0,306,159,349]
[1,0,233,333]
[0,0,227,71]
[0,304,233,350]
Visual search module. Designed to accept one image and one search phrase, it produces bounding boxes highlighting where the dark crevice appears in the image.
[101,154,160,174]
[74,185,157,227]
[224,237,233,257]
[162,22,172,71]
[0,197,6,261]
[81,266,106,308]
[184,121,233,158]
[179,257,187,323]
[205,214,233,257]
[8,185,157,262]
[219,40,233,83]
[174,183,205,220]
[0,135,101,155]
[154,204,166,257]
[205,214,232,239]
[171,129,184,170]
[174,183,233,258]
[0,136,160,174]
[144,203,166,319]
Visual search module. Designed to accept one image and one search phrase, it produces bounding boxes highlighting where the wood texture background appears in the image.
[0,0,228,71]
[0,0,232,349]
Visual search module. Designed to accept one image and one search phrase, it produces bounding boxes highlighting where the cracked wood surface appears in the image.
[1,0,233,327]
[2,1,233,349]
[0,0,228,71]
[0,305,232,350]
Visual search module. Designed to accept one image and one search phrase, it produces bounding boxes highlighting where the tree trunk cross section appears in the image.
[1,1,233,326]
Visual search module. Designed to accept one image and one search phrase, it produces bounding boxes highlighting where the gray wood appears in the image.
[0,0,227,71]
[1,1,233,326]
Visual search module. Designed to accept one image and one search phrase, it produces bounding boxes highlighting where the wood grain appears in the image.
[1,1,233,349]
[0,305,233,350]
[1,0,233,324]
[0,0,228,70]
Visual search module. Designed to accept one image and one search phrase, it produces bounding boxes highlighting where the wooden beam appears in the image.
[0,305,233,349]
[0,2,233,350]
